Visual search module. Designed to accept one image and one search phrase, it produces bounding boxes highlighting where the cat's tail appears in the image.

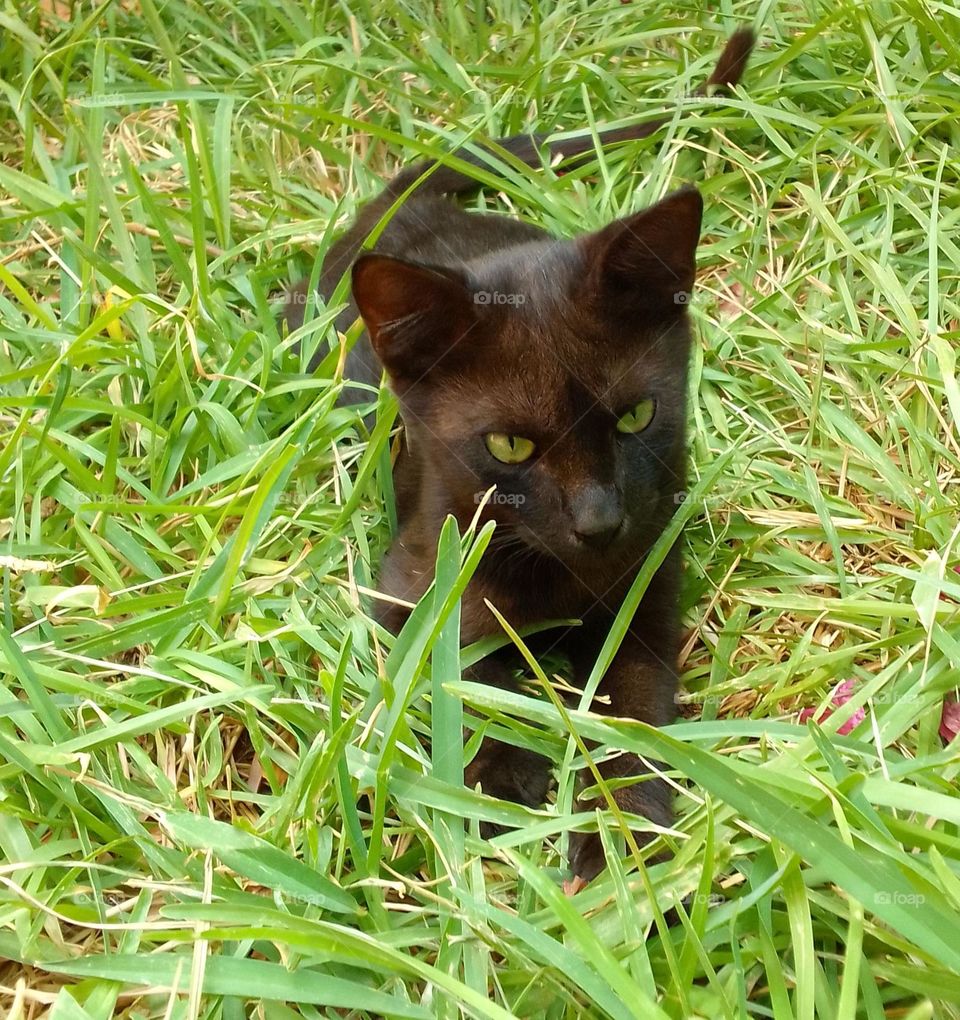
[280,29,754,335]
[385,27,755,199]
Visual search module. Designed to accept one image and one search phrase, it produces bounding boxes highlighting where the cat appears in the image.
[283,28,754,881]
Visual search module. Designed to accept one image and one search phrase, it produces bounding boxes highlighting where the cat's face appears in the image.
[352,188,701,573]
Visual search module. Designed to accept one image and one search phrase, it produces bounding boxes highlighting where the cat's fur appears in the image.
[285,29,753,880]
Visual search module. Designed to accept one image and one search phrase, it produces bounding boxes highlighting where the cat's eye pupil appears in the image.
[485,432,535,464]
[616,398,656,434]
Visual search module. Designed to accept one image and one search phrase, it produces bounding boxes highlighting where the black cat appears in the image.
[284,29,754,880]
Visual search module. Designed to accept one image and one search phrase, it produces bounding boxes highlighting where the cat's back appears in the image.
[327,194,546,295]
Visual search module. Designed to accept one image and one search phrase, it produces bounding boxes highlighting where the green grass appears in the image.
[1,0,959,1016]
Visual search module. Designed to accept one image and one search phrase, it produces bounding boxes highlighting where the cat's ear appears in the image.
[352,254,478,387]
[585,186,703,313]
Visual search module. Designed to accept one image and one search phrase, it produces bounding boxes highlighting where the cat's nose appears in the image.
[573,519,623,548]
[570,487,624,549]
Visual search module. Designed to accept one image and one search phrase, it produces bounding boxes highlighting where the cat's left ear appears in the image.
[584,186,703,314]
[351,253,478,389]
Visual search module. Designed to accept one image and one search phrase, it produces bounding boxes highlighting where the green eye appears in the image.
[616,398,656,434]
[484,432,536,464]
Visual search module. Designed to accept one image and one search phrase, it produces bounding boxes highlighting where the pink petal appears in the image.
[836,707,866,736]
[799,680,864,734]
[832,679,858,705]
[940,698,960,743]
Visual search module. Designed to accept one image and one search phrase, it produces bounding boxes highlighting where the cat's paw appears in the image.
[465,740,552,838]
[568,774,673,883]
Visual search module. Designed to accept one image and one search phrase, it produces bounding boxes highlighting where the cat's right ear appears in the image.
[352,254,478,388]
[583,186,703,317]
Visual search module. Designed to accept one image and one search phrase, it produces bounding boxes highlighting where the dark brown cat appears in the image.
[285,29,754,880]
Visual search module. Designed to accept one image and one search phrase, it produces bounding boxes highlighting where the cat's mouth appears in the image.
[498,518,632,568]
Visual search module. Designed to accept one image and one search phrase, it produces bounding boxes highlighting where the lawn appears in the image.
[2,1,960,1017]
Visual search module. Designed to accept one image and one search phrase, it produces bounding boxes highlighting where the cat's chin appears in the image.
[563,542,630,572]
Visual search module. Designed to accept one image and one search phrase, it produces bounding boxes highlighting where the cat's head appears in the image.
[351,188,701,572]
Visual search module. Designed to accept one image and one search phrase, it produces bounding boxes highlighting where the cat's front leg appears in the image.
[461,655,553,836]
[567,630,677,882]
[377,541,551,828]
